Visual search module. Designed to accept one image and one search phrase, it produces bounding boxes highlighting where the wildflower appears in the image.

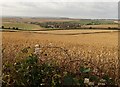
[40,83,45,85]
[14,62,17,65]
[100,79,106,82]
[98,82,105,86]
[88,82,94,86]
[84,78,89,84]
[35,44,39,48]
[97,79,106,86]
[34,44,40,55]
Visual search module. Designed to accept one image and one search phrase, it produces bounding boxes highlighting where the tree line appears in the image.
[1,26,19,30]
[30,22,81,29]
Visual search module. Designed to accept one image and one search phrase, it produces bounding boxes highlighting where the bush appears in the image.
[2,26,4,29]
[15,27,18,30]
[2,54,62,86]
[89,27,92,29]
[12,27,15,29]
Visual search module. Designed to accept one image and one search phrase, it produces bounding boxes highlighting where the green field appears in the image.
[2,22,43,30]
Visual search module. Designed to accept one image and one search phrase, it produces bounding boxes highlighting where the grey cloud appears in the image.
[2,2,118,19]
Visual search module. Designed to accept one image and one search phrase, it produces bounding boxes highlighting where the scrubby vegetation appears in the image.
[2,45,119,86]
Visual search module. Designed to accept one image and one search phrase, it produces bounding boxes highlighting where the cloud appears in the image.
[0,0,119,2]
[2,2,118,19]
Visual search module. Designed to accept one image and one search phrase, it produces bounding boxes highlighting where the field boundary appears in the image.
[1,29,119,35]
[31,30,119,35]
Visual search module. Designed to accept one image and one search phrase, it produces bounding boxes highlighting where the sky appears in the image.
[1,0,119,19]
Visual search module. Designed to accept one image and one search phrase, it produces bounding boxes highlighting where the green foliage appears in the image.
[80,67,91,73]
[2,53,62,87]
[63,75,75,85]
[38,22,81,29]
[3,22,41,30]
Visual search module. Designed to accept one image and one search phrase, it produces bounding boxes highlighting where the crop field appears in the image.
[2,17,116,24]
[32,29,118,35]
[2,29,119,85]
[2,22,43,30]
[2,17,77,23]
[83,24,118,29]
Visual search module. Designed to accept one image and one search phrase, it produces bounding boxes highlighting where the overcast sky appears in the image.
[1,1,118,19]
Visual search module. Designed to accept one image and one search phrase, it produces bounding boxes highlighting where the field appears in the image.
[2,17,119,86]
[2,17,118,30]
[2,30,118,47]
[2,22,43,30]
[83,24,118,29]
[2,17,116,24]
[2,17,80,23]
[31,29,118,35]
[2,30,119,85]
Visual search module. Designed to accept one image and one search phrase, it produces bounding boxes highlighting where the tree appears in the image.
[89,27,92,29]
[13,27,15,29]
[2,26,4,29]
[16,27,18,30]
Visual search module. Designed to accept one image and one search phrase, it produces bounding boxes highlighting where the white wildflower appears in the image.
[98,79,106,86]
[100,79,106,82]
[35,44,39,48]
[34,44,40,55]
[98,82,105,85]
[40,83,44,85]
[84,78,89,84]
[88,82,94,86]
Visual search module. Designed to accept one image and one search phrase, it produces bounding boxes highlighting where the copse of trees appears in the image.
[1,26,10,29]
[30,21,119,30]
[1,26,19,30]
[13,27,19,30]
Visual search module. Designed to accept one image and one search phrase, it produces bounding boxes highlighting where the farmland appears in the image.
[2,17,118,30]
[2,30,119,85]
[2,22,43,30]
[1,17,119,86]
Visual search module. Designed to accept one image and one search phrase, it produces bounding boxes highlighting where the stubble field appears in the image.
[2,30,119,85]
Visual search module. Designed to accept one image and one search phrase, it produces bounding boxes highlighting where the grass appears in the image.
[69,20,116,25]
[2,22,43,30]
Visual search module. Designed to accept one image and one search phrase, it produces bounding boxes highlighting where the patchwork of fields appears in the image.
[2,18,118,30]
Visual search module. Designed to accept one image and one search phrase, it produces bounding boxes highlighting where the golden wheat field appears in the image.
[2,30,119,84]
